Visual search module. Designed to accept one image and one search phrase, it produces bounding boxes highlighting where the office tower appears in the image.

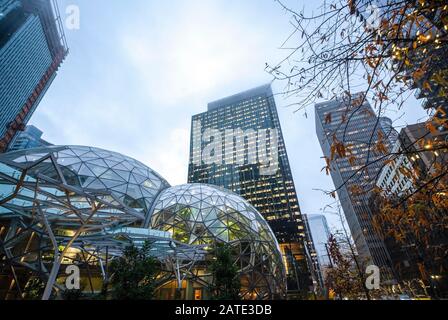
[0,0,67,152]
[376,138,415,196]
[349,1,448,118]
[399,122,448,174]
[306,214,332,286]
[372,121,448,297]
[378,121,448,196]
[315,94,396,280]
[8,125,51,151]
[188,84,313,296]
[302,214,324,293]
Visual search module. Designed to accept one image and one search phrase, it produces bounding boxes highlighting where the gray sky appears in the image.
[30,0,428,233]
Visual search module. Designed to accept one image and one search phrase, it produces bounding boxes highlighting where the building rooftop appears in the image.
[207,83,273,111]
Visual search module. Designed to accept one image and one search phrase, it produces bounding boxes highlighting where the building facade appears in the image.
[372,121,448,297]
[378,121,448,196]
[399,122,448,174]
[376,138,415,196]
[7,125,51,151]
[0,0,67,152]
[315,94,396,281]
[188,84,314,296]
[302,214,326,294]
[306,214,332,287]
[350,0,448,118]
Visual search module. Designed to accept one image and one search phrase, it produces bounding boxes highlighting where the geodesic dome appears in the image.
[0,146,205,299]
[0,145,170,218]
[0,146,286,300]
[150,184,286,299]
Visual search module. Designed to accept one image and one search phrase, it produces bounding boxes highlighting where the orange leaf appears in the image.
[325,113,332,124]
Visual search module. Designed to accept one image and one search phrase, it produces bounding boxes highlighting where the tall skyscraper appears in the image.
[188,84,314,296]
[8,125,51,151]
[372,121,448,296]
[350,1,448,118]
[315,94,396,280]
[305,214,332,291]
[302,214,324,293]
[0,0,67,152]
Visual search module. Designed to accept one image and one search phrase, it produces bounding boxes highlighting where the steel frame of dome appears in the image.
[150,184,286,300]
[0,146,205,299]
[0,146,286,300]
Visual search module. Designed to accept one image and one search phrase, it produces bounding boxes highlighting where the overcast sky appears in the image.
[30,0,429,233]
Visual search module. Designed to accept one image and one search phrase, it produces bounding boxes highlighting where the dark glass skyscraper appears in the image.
[188,84,314,295]
[305,214,332,291]
[8,125,51,151]
[315,94,396,280]
[0,0,67,152]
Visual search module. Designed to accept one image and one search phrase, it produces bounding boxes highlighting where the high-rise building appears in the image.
[349,1,448,118]
[188,84,314,295]
[306,214,332,286]
[315,94,396,281]
[7,124,52,151]
[302,214,325,294]
[0,0,67,152]
[372,121,448,297]
[378,121,448,196]
[376,138,415,196]
[399,122,448,174]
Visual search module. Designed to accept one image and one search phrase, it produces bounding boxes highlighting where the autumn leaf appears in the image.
[375,141,389,155]
[413,68,425,81]
[426,121,438,135]
[321,157,331,175]
[435,106,447,118]
[348,156,357,166]
[422,81,432,92]
[336,142,347,158]
[378,92,389,102]
[349,185,364,196]
[325,112,332,124]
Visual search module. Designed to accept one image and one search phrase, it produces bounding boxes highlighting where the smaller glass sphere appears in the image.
[150,183,286,299]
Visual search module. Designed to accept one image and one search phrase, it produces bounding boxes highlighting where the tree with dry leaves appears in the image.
[269,0,448,299]
[267,0,448,191]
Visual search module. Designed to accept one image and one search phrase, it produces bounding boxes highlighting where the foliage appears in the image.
[268,0,447,112]
[372,173,448,298]
[61,288,84,300]
[324,234,368,299]
[270,0,448,299]
[109,242,160,300]
[268,0,448,193]
[22,277,46,300]
[209,243,241,300]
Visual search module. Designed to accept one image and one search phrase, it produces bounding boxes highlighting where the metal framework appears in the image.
[150,184,286,300]
[0,146,286,300]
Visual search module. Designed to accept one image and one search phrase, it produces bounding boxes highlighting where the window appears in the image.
[194,288,203,300]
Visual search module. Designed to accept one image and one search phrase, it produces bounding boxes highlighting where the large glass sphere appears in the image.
[1,145,170,217]
[150,183,286,299]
